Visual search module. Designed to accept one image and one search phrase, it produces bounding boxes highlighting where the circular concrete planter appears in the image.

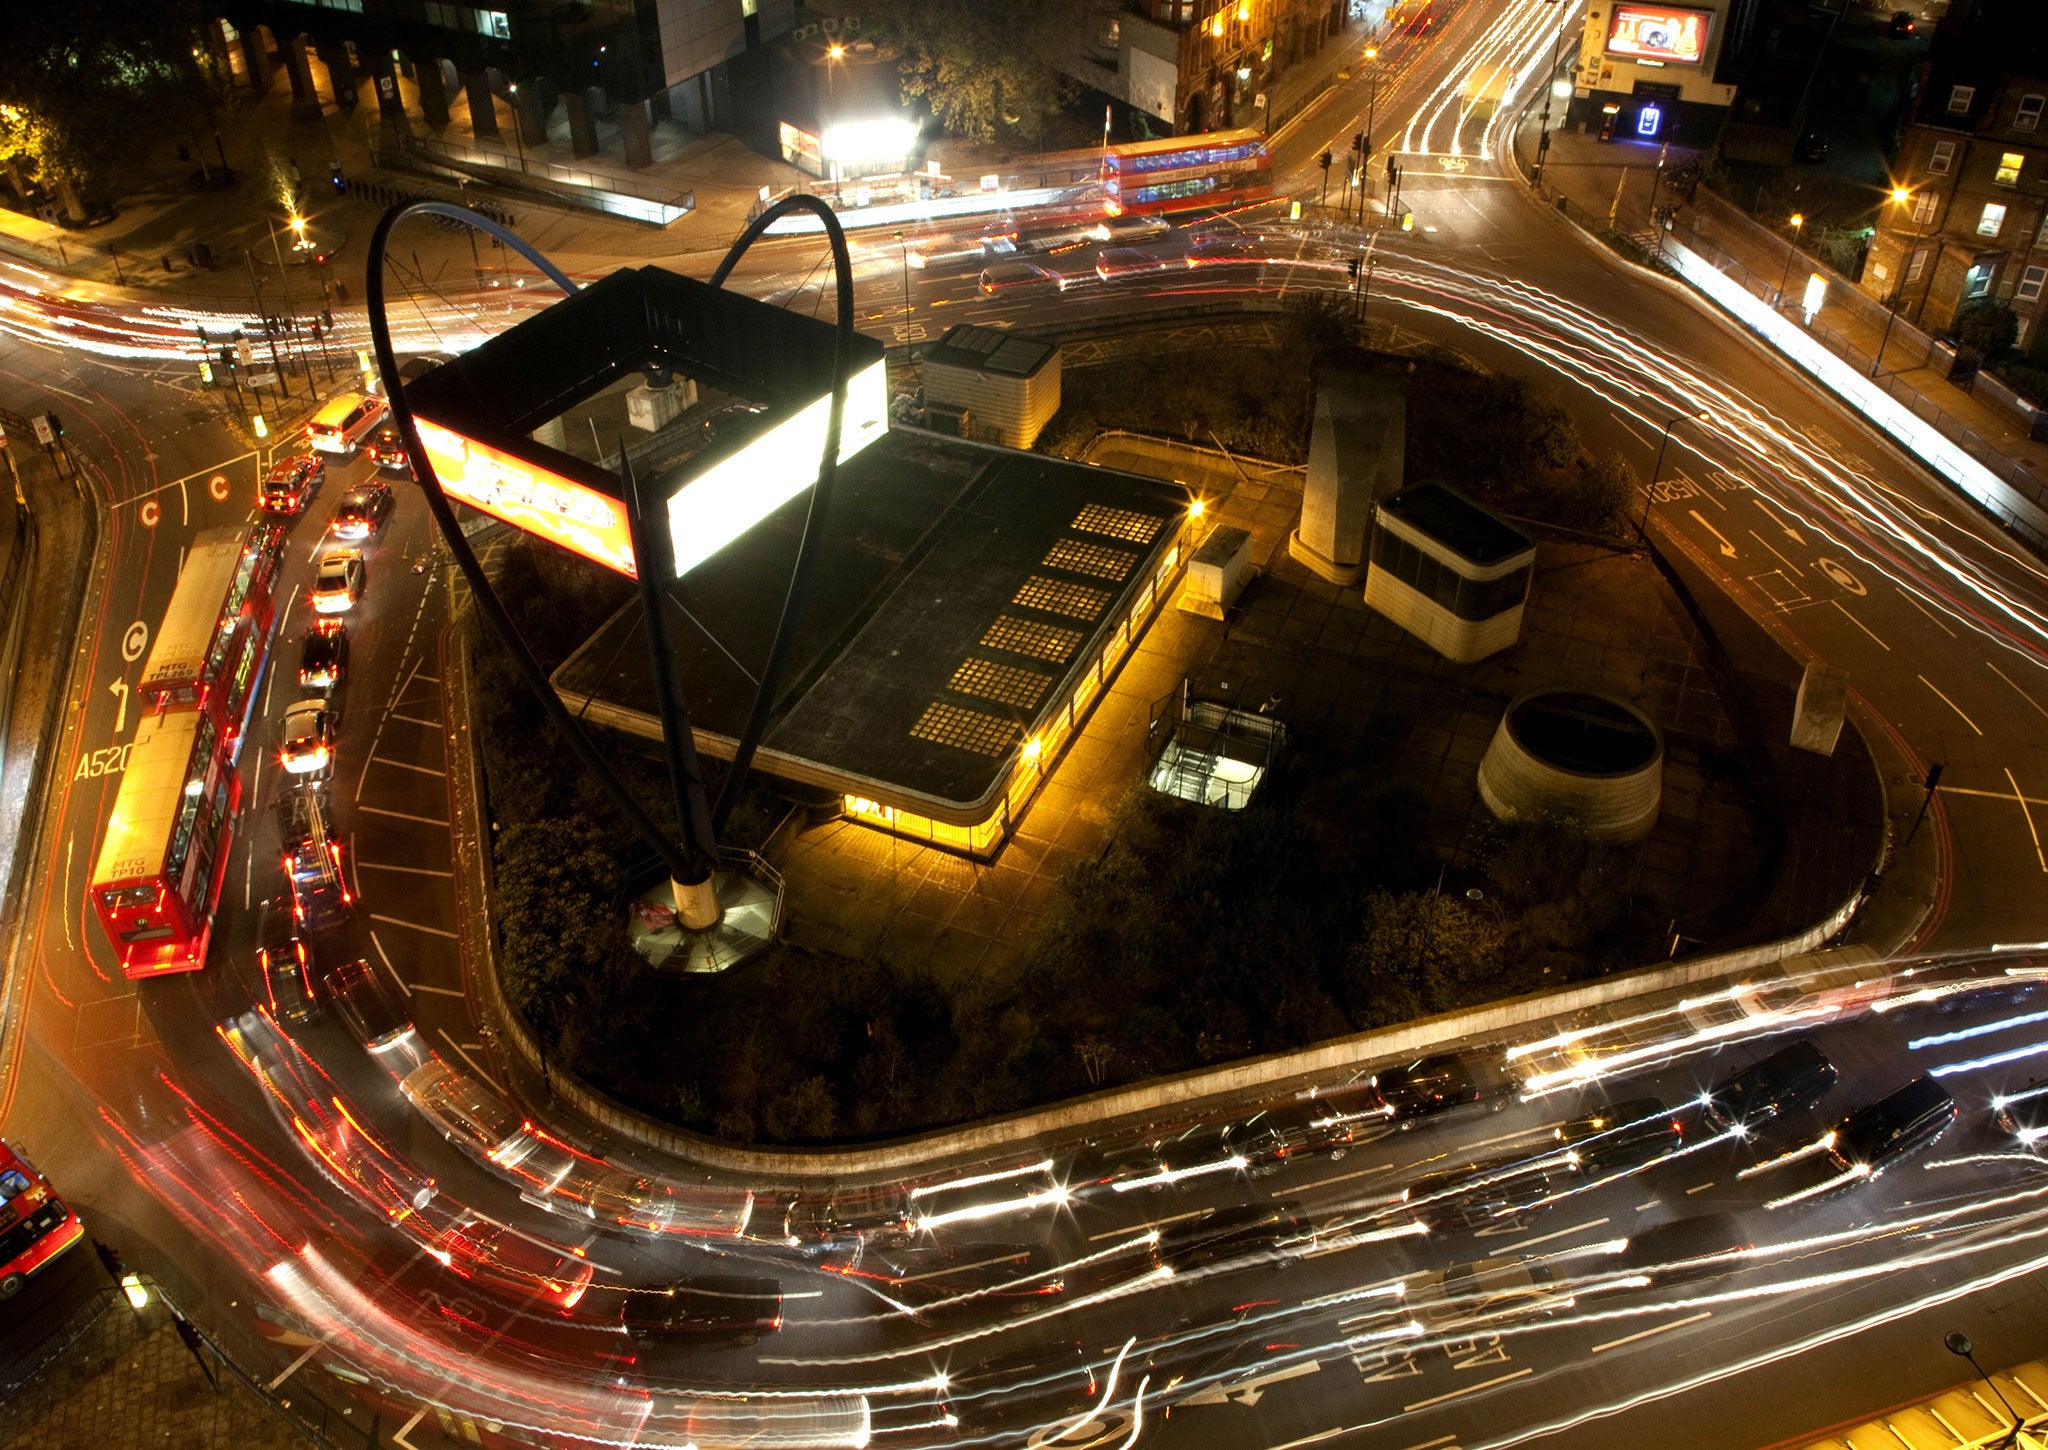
[1477,689,1663,843]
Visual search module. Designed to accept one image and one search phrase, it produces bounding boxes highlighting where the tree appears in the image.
[1952,298,2019,358]
[0,0,232,220]
[869,0,1087,145]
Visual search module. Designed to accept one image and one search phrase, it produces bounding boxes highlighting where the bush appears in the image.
[1953,298,2019,358]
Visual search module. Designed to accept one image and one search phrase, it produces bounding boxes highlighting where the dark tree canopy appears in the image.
[866,0,1089,145]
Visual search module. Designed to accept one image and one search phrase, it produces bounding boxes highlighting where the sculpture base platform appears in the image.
[1288,529,1367,587]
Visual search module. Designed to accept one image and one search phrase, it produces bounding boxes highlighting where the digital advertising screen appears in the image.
[414,417,638,578]
[1605,4,1712,64]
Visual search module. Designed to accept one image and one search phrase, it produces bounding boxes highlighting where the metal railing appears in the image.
[375,132,695,227]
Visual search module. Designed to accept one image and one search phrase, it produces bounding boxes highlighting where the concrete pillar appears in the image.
[620,101,653,169]
[284,36,323,121]
[512,85,548,148]
[462,72,501,139]
[241,29,275,97]
[416,60,452,130]
[317,42,359,111]
[565,92,599,157]
[367,52,405,123]
[675,876,722,931]
[1289,371,1406,586]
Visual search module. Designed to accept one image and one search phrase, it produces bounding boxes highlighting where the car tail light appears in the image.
[771,1314,784,1330]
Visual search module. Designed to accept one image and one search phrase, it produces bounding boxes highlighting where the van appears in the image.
[622,1274,782,1344]
[1825,1076,1956,1178]
[1701,1040,1838,1133]
[304,392,387,455]
[1151,1201,1308,1274]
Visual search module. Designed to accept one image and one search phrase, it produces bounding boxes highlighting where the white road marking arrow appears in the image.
[1689,509,1738,557]
[1182,1358,1323,1407]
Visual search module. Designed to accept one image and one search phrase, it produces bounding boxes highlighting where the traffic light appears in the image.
[1347,257,1361,279]
[309,320,322,341]
[199,357,214,387]
[1319,148,1332,171]
[1351,131,1364,154]
[1386,154,1399,184]
[219,345,236,375]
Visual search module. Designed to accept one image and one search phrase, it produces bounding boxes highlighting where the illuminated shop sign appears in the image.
[1605,4,1711,64]
[666,358,891,577]
[415,417,638,578]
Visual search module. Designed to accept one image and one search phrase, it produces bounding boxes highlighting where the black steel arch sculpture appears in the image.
[360,196,858,910]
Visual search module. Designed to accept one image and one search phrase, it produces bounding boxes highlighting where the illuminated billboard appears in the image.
[1605,4,1711,64]
[415,417,638,578]
[666,358,891,577]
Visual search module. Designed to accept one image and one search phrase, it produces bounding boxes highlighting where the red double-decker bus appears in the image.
[138,521,287,759]
[0,1138,85,1298]
[1101,129,1273,217]
[88,706,239,978]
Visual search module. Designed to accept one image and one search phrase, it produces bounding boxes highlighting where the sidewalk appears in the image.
[1773,1349,2048,1450]
[1514,116,2048,539]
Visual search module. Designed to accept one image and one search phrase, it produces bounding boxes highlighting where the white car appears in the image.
[311,549,365,614]
[278,698,336,776]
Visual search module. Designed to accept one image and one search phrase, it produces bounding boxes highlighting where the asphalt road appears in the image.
[5,0,2048,1444]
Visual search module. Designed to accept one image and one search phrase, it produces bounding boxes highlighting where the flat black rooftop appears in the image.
[925,325,1058,379]
[1381,483,1533,565]
[553,428,1185,817]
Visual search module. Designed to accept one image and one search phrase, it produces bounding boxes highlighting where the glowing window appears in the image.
[1042,538,1137,580]
[1996,152,2024,186]
[980,614,1082,662]
[948,658,1053,710]
[1013,575,1111,620]
[909,703,1022,756]
[1979,202,2007,237]
[1072,504,1165,542]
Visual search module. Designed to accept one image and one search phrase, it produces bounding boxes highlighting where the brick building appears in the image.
[1064,0,1346,137]
[1865,0,2048,344]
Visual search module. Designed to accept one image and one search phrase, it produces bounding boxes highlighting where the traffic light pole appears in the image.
[241,249,293,398]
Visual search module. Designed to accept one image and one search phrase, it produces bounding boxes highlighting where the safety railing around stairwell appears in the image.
[376,131,695,227]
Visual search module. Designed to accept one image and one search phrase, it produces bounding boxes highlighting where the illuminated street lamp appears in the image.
[507,82,529,174]
[1874,184,1936,378]
[1774,212,1805,307]
[892,228,911,319]
[1532,0,1572,188]
[1945,1332,2027,1449]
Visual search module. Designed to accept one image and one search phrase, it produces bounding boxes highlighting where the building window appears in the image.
[1930,139,1956,173]
[2019,94,2045,132]
[1996,152,2024,186]
[1979,202,2007,237]
[1949,84,1976,114]
[1908,248,1929,282]
[1967,265,1992,298]
[1913,191,1938,225]
[2020,266,2048,303]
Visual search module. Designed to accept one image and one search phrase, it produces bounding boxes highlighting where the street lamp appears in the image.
[1874,184,1935,378]
[1774,212,1805,307]
[507,82,529,174]
[1639,409,1711,542]
[1360,45,1381,225]
[1533,0,1572,188]
[1945,1332,2026,1449]
[892,228,910,320]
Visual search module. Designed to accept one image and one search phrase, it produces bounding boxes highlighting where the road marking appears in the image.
[1688,510,1736,556]
[371,755,445,777]
[1989,661,2048,724]
[369,932,410,995]
[1919,674,1983,736]
[1398,1436,1457,1450]
[1942,785,2048,807]
[1086,1207,1209,1242]
[1281,1161,1397,1196]
[1508,1217,1608,1252]
[360,805,449,826]
[1746,530,1803,576]
[411,982,466,997]
[1402,1368,1532,1412]
[1685,1181,1716,1194]
[2007,768,2048,874]
[266,1337,326,1389]
[390,711,442,728]
[1269,1430,1349,1450]
[1750,493,1805,542]
[371,913,458,940]
[438,1029,503,1093]
[1831,600,1890,651]
[393,1408,428,1450]
[355,860,455,877]
[1899,591,1958,638]
[411,672,440,683]
[1591,1311,1713,1354]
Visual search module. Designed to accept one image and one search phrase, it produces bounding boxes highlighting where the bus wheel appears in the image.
[0,1272,23,1299]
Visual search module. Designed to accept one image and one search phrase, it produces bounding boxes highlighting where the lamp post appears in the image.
[1533,0,1571,188]
[1945,1332,2026,1449]
[507,82,529,174]
[1874,184,1934,378]
[1359,45,1381,225]
[1774,212,1805,307]
[1639,409,1711,542]
[892,228,911,320]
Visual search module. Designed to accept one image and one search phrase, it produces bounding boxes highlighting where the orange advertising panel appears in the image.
[1605,4,1711,64]
[414,417,637,578]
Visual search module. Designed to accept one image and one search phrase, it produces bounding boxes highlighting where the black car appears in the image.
[255,894,320,1025]
[1701,1040,1838,1134]
[1405,1158,1557,1233]
[1557,1097,1683,1175]
[1374,1052,1518,1127]
[297,621,349,691]
[1152,1202,1308,1274]
[1888,10,1917,37]
[1824,1076,1956,1179]
[364,425,412,476]
[1153,1121,1285,1179]
[1247,1102,1363,1163]
[324,958,415,1054]
[1613,1212,1752,1286]
[1994,1080,2048,1148]
[942,1340,1097,1434]
[329,482,395,541]
[622,1275,782,1344]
